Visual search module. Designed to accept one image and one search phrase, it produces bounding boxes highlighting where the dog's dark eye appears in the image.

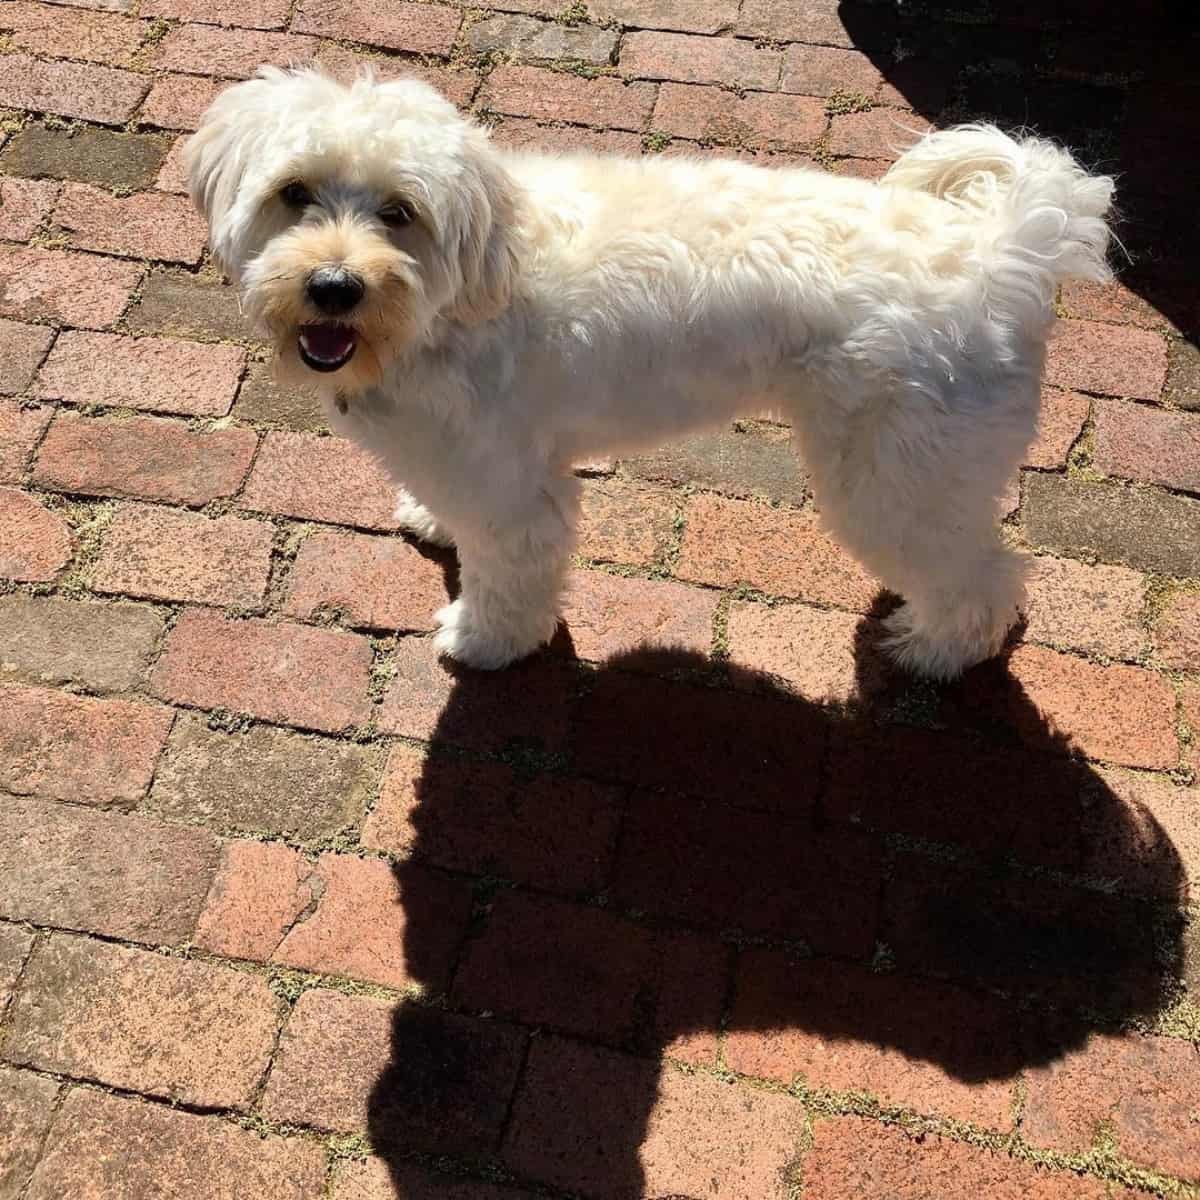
[280,181,314,209]
[380,200,415,228]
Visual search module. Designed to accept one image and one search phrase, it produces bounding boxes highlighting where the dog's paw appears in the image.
[881,601,1012,681]
[394,491,454,548]
[433,600,552,670]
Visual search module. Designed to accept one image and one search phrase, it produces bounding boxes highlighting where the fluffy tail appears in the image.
[882,123,1115,334]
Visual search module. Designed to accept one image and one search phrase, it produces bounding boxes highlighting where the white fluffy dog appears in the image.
[187,67,1114,678]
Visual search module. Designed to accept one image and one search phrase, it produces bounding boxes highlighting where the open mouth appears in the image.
[298,323,358,373]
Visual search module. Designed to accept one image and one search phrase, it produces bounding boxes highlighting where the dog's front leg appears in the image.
[394,488,455,548]
[432,475,578,670]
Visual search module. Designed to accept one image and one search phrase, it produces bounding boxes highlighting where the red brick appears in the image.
[364,742,621,894]
[0,1066,58,1200]
[1084,766,1200,901]
[1023,555,1146,660]
[53,183,207,264]
[293,0,461,53]
[6,933,280,1108]
[240,431,401,530]
[490,117,643,156]
[1155,589,1200,669]
[965,644,1177,769]
[35,331,244,417]
[377,635,574,751]
[454,891,656,1042]
[0,794,220,942]
[33,411,257,505]
[727,601,887,705]
[139,73,229,131]
[480,65,656,132]
[832,156,894,179]
[0,321,54,400]
[0,321,54,398]
[154,134,189,193]
[883,854,1161,1010]
[560,568,714,663]
[802,1118,1115,1199]
[332,1158,539,1200]
[1024,1033,1200,1177]
[614,791,881,954]
[274,853,472,991]
[92,503,272,607]
[0,176,58,241]
[726,952,1019,1127]
[0,925,34,1012]
[150,610,373,734]
[1046,319,1168,401]
[0,244,142,328]
[652,932,727,1066]
[284,528,448,631]
[1185,681,1200,774]
[25,1089,326,1200]
[153,24,319,78]
[578,476,677,565]
[0,394,52,479]
[1027,386,1090,468]
[0,488,72,582]
[36,0,136,11]
[505,1038,806,1198]
[1093,397,1200,491]
[576,667,826,809]
[586,0,739,34]
[192,840,311,960]
[149,712,375,840]
[738,0,868,47]
[828,108,927,158]
[621,30,782,90]
[677,493,879,608]
[874,56,954,115]
[0,683,173,806]
[0,52,148,124]
[314,45,478,107]
[825,721,1093,870]
[141,0,291,30]
[262,989,526,1152]
[1061,278,1177,331]
[652,83,825,151]
[0,1,145,67]
[781,44,884,98]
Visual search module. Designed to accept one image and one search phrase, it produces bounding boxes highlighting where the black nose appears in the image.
[306,266,365,316]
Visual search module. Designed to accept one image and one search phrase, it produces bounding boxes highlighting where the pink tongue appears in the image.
[300,324,355,360]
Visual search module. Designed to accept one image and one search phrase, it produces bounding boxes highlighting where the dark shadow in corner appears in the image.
[366,597,1186,1197]
[836,0,1200,344]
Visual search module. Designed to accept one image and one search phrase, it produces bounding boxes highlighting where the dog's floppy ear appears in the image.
[184,67,303,280]
[445,128,524,326]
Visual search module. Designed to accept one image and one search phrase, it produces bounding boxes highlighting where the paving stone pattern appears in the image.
[1,1,1198,1197]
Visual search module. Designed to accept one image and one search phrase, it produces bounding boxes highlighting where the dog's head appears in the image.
[185,67,522,393]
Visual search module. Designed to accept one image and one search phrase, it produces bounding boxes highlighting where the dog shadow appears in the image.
[364,600,1186,1197]
[837,0,1200,343]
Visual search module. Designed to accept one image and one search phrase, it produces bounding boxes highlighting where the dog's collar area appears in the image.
[298,323,357,373]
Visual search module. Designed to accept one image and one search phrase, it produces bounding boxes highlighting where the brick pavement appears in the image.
[2,1,1200,1197]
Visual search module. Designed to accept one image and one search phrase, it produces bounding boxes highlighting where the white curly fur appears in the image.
[188,67,1114,677]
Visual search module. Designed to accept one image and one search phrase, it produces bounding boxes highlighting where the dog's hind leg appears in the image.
[432,474,578,670]
[791,374,1037,680]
